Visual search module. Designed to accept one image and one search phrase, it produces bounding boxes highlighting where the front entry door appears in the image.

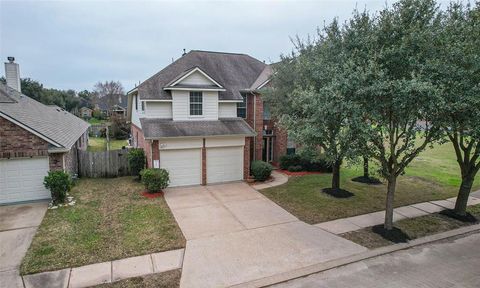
[262,137,274,163]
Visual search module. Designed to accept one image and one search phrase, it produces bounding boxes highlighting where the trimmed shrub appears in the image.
[43,171,73,204]
[287,165,303,172]
[279,154,302,170]
[251,160,273,181]
[140,168,169,193]
[128,148,145,177]
[279,153,332,172]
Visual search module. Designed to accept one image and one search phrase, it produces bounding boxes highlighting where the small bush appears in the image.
[251,160,272,181]
[287,165,303,172]
[43,171,73,204]
[279,154,302,170]
[140,168,169,193]
[279,153,332,172]
[128,148,145,177]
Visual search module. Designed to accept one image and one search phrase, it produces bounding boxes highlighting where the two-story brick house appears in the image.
[127,50,288,187]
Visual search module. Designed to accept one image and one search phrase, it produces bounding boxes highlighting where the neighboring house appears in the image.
[79,106,93,118]
[0,58,89,205]
[127,50,289,187]
[95,94,128,117]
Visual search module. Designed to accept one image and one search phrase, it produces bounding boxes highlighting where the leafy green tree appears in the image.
[356,0,444,230]
[429,2,480,216]
[265,19,366,192]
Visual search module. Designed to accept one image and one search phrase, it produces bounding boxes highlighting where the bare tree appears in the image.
[94,81,125,111]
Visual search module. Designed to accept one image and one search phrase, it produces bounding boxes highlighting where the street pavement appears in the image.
[273,232,480,288]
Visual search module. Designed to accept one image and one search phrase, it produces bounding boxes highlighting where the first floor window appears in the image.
[190,91,203,115]
[237,94,247,118]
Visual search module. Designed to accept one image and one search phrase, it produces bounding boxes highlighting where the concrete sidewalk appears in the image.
[21,249,184,288]
[315,195,480,234]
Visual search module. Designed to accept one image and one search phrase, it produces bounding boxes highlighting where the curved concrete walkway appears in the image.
[251,170,289,190]
[163,182,367,288]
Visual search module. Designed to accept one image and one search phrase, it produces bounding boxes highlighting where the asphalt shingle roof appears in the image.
[138,50,268,101]
[139,118,256,139]
[0,83,90,149]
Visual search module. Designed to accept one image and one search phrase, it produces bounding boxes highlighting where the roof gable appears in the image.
[137,50,267,101]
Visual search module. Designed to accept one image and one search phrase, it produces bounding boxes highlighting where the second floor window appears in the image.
[237,94,247,118]
[190,91,203,115]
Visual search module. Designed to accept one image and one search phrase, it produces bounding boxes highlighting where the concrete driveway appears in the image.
[164,182,367,288]
[0,202,48,288]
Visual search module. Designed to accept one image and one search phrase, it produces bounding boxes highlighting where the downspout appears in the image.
[252,92,256,161]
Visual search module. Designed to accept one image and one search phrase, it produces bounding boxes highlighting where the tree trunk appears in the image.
[454,175,474,216]
[384,176,397,230]
[331,160,341,191]
[363,156,369,178]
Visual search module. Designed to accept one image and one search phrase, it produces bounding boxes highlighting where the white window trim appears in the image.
[237,94,247,119]
[189,91,203,116]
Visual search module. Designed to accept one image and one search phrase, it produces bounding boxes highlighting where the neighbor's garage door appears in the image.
[0,157,51,205]
[160,149,201,187]
[207,146,244,184]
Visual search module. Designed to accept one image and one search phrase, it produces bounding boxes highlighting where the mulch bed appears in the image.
[278,169,323,176]
[351,176,382,185]
[141,191,164,198]
[322,188,355,198]
[371,225,411,243]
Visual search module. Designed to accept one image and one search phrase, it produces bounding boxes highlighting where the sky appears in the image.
[0,0,452,92]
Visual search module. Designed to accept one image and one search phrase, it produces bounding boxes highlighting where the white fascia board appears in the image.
[218,99,243,103]
[127,87,138,95]
[256,78,271,90]
[145,133,256,140]
[163,87,226,92]
[168,67,224,88]
[143,99,173,102]
[0,112,63,148]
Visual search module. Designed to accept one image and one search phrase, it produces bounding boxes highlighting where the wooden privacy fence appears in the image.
[78,148,131,178]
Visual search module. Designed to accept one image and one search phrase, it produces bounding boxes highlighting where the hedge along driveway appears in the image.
[21,177,186,275]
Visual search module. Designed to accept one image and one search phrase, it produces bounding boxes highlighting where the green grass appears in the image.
[21,177,185,275]
[87,137,107,152]
[342,204,480,249]
[88,117,107,125]
[260,142,480,224]
[88,138,127,151]
[94,269,181,288]
[109,139,128,150]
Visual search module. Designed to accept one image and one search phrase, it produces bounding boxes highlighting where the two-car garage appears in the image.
[159,137,245,187]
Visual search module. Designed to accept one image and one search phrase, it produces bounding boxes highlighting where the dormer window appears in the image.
[189,91,203,115]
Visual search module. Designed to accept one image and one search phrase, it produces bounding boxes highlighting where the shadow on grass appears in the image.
[351,176,382,185]
[371,225,411,243]
[322,188,355,198]
[439,209,479,223]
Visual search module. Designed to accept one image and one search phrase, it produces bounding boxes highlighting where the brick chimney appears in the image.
[5,57,21,92]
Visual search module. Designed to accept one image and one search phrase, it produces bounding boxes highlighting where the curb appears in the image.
[229,223,480,288]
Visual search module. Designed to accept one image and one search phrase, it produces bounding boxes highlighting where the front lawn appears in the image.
[260,142,480,224]
[21,177,185,275]
[88,117,108,125]
[342,204,480,249]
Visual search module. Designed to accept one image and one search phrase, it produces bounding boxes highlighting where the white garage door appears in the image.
[207,146,243,184]
[0,157,51,205]
[160,149,201,187]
